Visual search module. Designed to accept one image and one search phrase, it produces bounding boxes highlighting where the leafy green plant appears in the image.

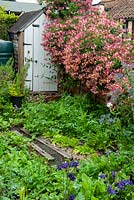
[54,151,134,200]
[21,94,126,152]
[0,57,14,97]
[0,7,18,40]
[0,116,10,130]
[114,68,134,125]
[52,134,78,147]
[1,130,134,199]
[0,131,64,199]
[9,61,29,97]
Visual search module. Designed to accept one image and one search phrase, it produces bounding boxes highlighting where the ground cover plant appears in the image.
[0,131,64,199]
[0,90,134,199]
[16,93,133,155]
[0,66,134,199]
[1,131,134,199]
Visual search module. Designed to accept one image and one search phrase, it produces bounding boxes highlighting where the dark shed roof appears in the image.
[9,9,44,33]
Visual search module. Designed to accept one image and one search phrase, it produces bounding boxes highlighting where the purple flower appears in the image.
[123,179,133,186]
[57,164,62,170]
[112,171,116,179]
[70,161,79,167]
[69,194,75,200]
[68,172,76,181]
[107,185,117,195]
[99,173,105,179]
[116,182,125,190]
[115,179,133,190]
[57,162,69,170]
[62,162,69,169]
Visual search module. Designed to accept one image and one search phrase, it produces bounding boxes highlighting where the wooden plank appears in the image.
[31,143,55,161]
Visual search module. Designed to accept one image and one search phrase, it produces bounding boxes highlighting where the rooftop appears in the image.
[109,0,134,19]
[101,0,134,19]
[9,9,44,33]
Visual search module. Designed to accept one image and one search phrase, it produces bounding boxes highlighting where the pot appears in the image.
[10,95,24,108]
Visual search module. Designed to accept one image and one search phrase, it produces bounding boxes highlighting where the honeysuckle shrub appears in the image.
[44,0,92,19]
[42,0,133,95]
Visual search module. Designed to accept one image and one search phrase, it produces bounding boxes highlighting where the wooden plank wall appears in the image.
[12,32,24,71]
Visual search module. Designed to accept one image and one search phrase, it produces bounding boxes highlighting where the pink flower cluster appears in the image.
[42,0,134,95]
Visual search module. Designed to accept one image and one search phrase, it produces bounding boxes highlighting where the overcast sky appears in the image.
[92,0,101,4]
[17,0,101,4]
[17,0,38,2]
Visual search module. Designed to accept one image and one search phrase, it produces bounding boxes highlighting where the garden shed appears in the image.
[9,9,57,92]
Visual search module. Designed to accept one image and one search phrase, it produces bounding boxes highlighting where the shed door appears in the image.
[24,14,57,92]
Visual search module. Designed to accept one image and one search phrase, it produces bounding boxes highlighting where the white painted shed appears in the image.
[9,9,57,92]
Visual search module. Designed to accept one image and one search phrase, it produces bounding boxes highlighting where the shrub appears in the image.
[0,7,18,40]
[42,0,133,95]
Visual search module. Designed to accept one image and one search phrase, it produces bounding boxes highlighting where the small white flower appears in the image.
[107,102,113,108]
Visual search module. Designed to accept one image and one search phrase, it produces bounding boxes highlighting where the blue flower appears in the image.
[116,181,125,190]
[68,172,76,181]
[99,173,105,179]
[62,162,69,169]
[57,164,62,170]
[111,171,116,179]
[70,161,79,167]
[107,185,117,195]
[69,194,75,200]
[115,179,133,190]
[57,162,69,170]
[123,179,133,186]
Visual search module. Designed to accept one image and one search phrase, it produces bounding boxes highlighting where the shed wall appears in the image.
[24,14,57,92]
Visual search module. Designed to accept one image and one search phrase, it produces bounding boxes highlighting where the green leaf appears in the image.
[75,192,85,200]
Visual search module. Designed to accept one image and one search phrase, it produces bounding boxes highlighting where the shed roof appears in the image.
[9,9,44,33]
[101,0,134,19]
[0,1,42,13]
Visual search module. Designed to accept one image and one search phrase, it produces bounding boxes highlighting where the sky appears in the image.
[17,0,101,4]
[92,0,101,4]
[17,0,38,3]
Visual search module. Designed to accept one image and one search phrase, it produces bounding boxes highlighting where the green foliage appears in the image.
[0,131,64,199]
[0,116,10,130]
[1,93,134,199]
[0,7,18,40]
[0,58,15,123]
[21,94,132,152]
[113,67,134,126]
[1,131,134,199]
[9,61,30,97]
[45,0,80,19]
[0,57,14,97]
[74,153,134,200]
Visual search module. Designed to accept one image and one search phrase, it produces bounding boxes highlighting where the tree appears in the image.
[0,7,18,40]
[42,0,133,95]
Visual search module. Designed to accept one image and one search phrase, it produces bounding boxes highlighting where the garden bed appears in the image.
[1,94,134,199]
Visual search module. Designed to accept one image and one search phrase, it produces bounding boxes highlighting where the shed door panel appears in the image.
[24,14,57,92]
[33,14,57,92]
[24,24,33,90]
